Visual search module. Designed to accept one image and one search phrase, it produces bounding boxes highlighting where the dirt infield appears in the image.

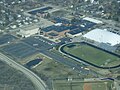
[83,83,92,90]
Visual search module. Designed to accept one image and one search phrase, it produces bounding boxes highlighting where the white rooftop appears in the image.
[83,17,103,24]
[83,29,120,46]
[54,23,62,26]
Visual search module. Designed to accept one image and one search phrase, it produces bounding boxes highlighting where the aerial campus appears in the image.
[0,0,120,90]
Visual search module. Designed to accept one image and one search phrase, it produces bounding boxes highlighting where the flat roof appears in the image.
[68,27,86,35]
[20,24,39,30]
[83,17,103,24]
[42,18,96,35]
[48,32,59,36]
[51,17,70,24]
[42,25,69,32]
[83,29,120,46]
[28,6,53,15]
[71,19,96,29]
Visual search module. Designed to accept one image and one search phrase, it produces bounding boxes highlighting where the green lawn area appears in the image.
[63,43,120,67]
[91,82,106,90]
[53,80,113,90]
[53,80,83,90]
[32,53,82,79]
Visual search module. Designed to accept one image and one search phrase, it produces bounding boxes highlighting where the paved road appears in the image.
[0,53,47,90]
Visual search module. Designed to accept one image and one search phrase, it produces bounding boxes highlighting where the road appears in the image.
[0,53,47,90]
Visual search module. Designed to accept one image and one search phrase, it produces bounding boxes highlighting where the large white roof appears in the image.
[83,17,103,24]
[83,29,120,46]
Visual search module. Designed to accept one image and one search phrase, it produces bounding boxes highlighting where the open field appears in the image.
[31,53,87,89]
[53,80,113,90]
[32,53,82,79]
[61,42,120,67]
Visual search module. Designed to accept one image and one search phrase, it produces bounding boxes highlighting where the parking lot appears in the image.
[0,42,38,60]
[0,34,17,45]
[22,36,55,51]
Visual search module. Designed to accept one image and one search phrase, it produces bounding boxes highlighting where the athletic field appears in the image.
[53,80,113,90]
[61,42,120,67]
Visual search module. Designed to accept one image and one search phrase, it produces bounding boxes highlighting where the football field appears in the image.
[61,42,120,67]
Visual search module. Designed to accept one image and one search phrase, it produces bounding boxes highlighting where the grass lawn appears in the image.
[53,80,83,90]
[63,43,120,67]
[53,80,113,90]
[91,82,106,90]
[32,53,82,79]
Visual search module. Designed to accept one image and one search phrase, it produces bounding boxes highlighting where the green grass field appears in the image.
[63,43,120,67]
[53,80,112,90]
